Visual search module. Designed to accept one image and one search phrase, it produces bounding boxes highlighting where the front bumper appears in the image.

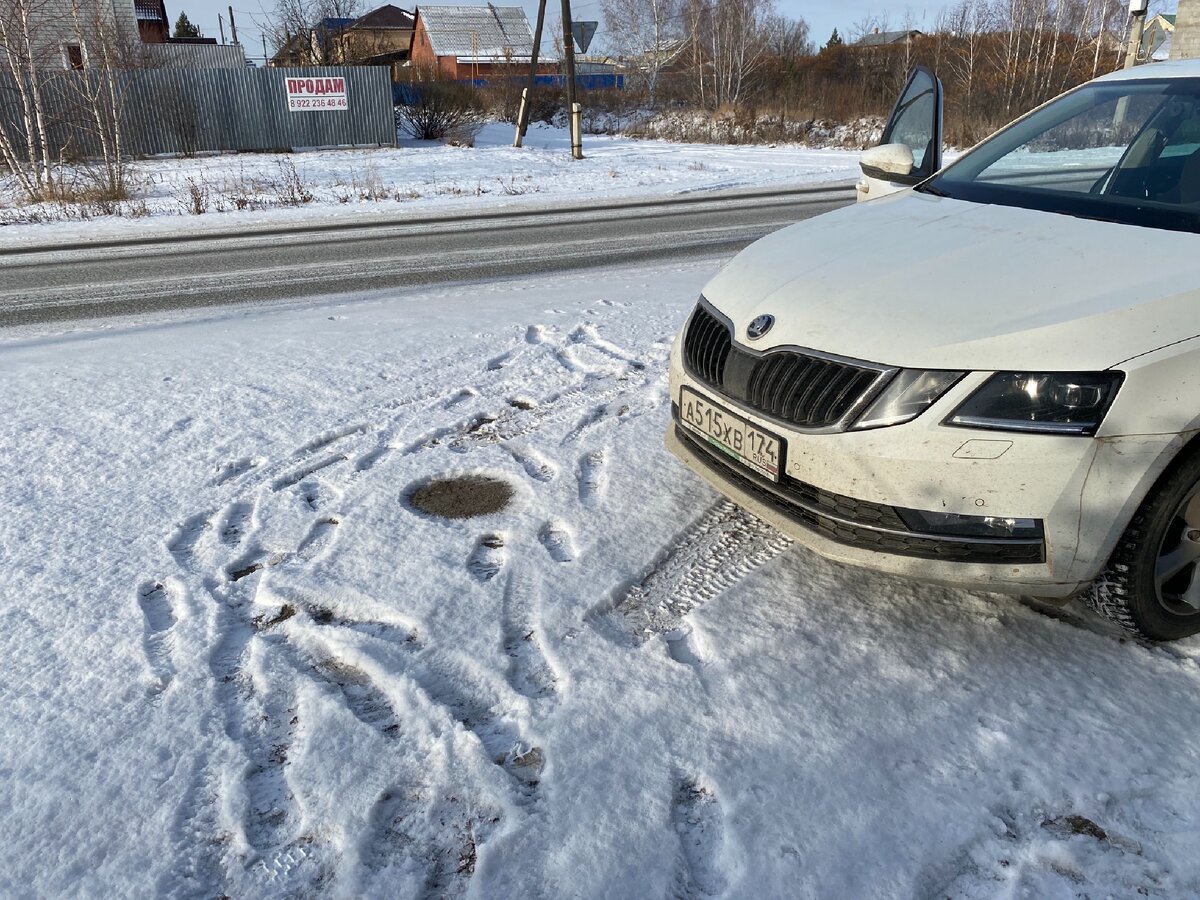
[666,359,1176,599]
[670,419,1045,564]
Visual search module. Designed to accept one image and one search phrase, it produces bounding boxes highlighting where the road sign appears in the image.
[572,20,598,53]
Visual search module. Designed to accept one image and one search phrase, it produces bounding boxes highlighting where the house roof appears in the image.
[318,17,356,31]
[855,29,922,47]
[353,4,415,30]
[416,5,534,58]
[134,0,168,23]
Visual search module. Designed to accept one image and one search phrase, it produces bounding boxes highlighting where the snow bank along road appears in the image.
[5,259,1200,897]
[0,183,852,328]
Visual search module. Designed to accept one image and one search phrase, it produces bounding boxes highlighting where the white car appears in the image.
[667,60,1200,641]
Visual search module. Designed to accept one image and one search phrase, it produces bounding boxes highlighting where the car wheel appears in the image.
[1084,450,1200,641]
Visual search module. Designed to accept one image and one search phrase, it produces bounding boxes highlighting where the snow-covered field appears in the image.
[0,123,859,246]
[5,259,1200,898]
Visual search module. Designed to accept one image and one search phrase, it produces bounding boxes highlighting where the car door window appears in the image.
[881,68,941,179]
[923,79,1200,233]
[974,92,1165,193]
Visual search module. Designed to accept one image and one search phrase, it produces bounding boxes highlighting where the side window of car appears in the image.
[881,68,941,179]
[975,93,1163,193]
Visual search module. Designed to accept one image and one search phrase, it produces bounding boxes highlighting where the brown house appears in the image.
[134,0,169,42]
[410,4,554,79]
[344,3,415,66]
[271,4,414,75]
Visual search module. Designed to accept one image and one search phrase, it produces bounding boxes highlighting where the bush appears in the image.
[396,82,485,145]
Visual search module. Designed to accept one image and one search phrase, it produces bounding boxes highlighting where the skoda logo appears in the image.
[746,314,775,341]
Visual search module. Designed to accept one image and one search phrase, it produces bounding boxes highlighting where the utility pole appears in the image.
[560,0,582,159]
[1116,0,1149,125]
[1124,0,1149,68]
[218,14,226,44]
[228,5,239,45]
[262,34,268,65]
[513,0,547,147]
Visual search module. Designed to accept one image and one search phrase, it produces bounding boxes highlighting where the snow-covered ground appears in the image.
[5,259,1200,898]
[0,123,859,247]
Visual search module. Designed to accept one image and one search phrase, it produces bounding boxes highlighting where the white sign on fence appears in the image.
[285,76,349,112]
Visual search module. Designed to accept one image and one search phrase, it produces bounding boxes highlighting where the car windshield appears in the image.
[920,78,1200,233]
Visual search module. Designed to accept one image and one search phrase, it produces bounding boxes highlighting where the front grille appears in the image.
[682,302,732,386]
[674,423,1046,565]
[682,303,884,430]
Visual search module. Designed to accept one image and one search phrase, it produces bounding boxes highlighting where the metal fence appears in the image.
[393,73,625,105]
[0,65,396,158]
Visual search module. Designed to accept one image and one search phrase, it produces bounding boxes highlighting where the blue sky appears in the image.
[172,0,1179,65]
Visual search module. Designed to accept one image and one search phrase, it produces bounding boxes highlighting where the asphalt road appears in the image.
[0,183,854,328]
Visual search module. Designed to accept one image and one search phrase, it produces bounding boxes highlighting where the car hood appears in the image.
[702,191,1200,371]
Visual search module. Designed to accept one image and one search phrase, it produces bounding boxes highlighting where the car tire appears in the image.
[1084,448,1200,641]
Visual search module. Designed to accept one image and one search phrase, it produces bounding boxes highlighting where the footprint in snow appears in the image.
[137,579,178,697]
[508,443,557,483]
[467,533,507,582]
[578,450,607,504]
[538,520,577,563]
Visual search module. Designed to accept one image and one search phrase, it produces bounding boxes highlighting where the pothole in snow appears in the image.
[406,474,515,520]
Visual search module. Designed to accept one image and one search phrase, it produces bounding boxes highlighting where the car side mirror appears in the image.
[860,143,915,180]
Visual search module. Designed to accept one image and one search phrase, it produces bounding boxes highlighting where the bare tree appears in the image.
[601,0,680,102]
[0,0,61,199]
[263,0,361,65]
[762,12,810,120]
[939,0,988,120]
[61,0,157,199]
[683,0,781,109]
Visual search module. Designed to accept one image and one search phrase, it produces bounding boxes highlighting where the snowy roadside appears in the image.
[3,259,1200,898]
[0,123,859,248]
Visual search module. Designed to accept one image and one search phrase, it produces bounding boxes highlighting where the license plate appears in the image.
[679,387,783,481]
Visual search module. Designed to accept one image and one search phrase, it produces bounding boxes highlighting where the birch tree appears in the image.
[683,0,780,108]
[0,0,60,200]
[601,0,681,102]
[62,0,151,199]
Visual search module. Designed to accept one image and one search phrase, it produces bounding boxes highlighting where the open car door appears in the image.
[856,66,944,202]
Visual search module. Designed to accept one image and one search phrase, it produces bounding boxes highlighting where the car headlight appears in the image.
[851,369,965,430]
[945,372,1123,435]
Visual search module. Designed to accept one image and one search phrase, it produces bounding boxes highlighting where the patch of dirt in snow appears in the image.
[406,474,516,520]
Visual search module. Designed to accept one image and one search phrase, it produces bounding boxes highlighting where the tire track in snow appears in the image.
[592,501,792,644]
